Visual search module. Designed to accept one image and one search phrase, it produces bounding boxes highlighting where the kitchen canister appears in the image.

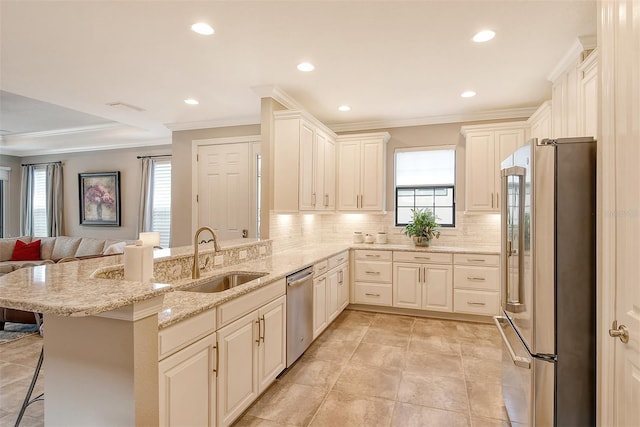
[364,234,375,244]
[376,232,387,244]
[353,232,364,243]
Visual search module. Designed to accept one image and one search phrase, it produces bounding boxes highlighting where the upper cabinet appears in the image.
[528,101,552,141]
[461,122,526,213]
[336,132,390,212]
[273,111,337,212]
[547,37,598,138]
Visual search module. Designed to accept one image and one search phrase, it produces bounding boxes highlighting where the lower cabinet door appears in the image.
[158,333,217,427]
[393,263,422,309]
[313,276,328,339]
[327,268,340,322]
[338,263,350,310]
[217,311,258,427]
[423,265,453,312]
[258,295,286,392]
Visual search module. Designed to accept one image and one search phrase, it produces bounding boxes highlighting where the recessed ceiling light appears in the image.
[338,105,351,112]
[473,30,495,43]
[191,23,214,35]
[461,91,477,98]
[184,98,199,105]
[297,62,315,72]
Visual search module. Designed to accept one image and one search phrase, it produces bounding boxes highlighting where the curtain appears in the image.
[20,165,35,236]
[137,157,154,235]
[46,163,64,237]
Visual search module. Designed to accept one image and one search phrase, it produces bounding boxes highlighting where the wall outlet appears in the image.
[214,255,224,266]
[239,250,247,260]
[259,246,266,255]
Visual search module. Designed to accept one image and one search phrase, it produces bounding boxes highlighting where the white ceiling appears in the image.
[0,1,596,156]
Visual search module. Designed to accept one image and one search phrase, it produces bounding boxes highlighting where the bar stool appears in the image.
[14,313,44,427]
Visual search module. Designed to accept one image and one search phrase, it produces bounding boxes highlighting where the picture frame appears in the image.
[79,171,121,226]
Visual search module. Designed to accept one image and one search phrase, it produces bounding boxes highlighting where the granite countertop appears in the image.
[0,241,498,326]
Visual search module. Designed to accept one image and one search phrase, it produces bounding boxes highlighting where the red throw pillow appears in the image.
[10,239,42,261]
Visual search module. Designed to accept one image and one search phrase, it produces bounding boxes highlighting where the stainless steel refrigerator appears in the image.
[493,137,596,426]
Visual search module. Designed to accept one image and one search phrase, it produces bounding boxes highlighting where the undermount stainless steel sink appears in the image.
[183,272,267,293]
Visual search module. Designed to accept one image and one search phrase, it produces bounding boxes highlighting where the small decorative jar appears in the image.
[353,232,364,244]
[364,234,375,244]
[376,232,387,244]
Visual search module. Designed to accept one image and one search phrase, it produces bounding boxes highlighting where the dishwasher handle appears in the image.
[493,316,531,369]
[287,269,314,287]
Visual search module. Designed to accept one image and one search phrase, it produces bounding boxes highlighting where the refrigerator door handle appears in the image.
[493,316,531,369]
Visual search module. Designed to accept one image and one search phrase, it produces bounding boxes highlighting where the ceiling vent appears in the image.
[106,102,145,112]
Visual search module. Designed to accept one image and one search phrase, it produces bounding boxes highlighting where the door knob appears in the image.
[609,320,629,344]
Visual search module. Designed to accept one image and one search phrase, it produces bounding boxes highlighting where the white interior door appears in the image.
[600,1,640,426]
[197,143,249,241]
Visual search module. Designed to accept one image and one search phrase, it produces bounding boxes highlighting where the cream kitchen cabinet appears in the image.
[461,123,526,212]
[327,251,349,322]
[273,110,337,212]
[528,101,552,141]
[353,250,393,306]
[453,253,500,316]
[158,333,217,427]
[393,251,453,313]
[336,132,390,212]
[313,260,329,339]
[217,294,286,426]
[578,49,598,138]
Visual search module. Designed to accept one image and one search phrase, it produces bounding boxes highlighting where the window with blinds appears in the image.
[151,160,172,247]
[32,167,47,237]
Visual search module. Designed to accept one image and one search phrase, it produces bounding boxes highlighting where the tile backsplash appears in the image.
[269,211,500,251]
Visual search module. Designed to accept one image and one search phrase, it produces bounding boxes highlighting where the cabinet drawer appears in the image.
[454,289,499,316]
[454,266,499,291]
[328,251,348,270]
[354,250,392,262]
[217,279,286,328]
[453,253,499,266]
[354,260,392,283]
[354,283,392,306]
[393,251,452,264]
[159,309,216,360]
[314,260,329,277]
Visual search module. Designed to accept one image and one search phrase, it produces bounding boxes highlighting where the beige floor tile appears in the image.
[456,323,501,345]
[391,401,470,427]
[371,313,415,332]
[350,342,406,369]
[309,389,395,427]
[404,351,464,378]
[397,371,469,413]
[467,381,509,421]
[232,415,299,427]
[408,335,461,356]
[460,341,502,362]
[0,362,39,388]
[333,362,401,400]
[0,379,44,415]
[0,337,43,367]
[246,382,326,426]
[302,338,359,364]
[471,416,511,427]
[463,356,502,384]
[279,357,343,389]
[412,317,460,338]
[332,310,375,327]
[362,327,411,348]
[0,412,43,427]
[316,323,368,343]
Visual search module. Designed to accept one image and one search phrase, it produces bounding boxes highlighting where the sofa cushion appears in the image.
[75,238,107,258]
[39,237,56,261]
[10,239,41,261]
[0,236,32,262]
[51,236,82,261]
[103,241,127,255]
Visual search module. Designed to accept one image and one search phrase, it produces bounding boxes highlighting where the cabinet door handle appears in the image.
[467,277,486,281]
[338,270,343,283]
[467,258,486,262]
[312,193,316,206]
[260,315,265,343]
[491,193,494,208]
[255,319,261,346]
[324,194,329,207]
[467,301,487,306]
[496,193,500,209]
[365,254,381,258]
[337,257,345,262]
[414,256,431,260]
[365,271,381,275]
[365,292,381,297]
[214,343,219,377]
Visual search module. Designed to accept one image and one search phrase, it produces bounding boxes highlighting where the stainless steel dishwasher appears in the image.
[286,266,314,367]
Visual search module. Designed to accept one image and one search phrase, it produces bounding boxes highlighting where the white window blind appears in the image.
[151,160,172,247]
[32,167,47,237]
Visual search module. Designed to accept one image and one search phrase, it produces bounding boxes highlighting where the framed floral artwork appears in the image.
[79,171,121,226]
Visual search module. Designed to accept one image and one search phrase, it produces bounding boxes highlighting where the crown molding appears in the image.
[0,122,122,141]
[328,107,536,133]
[3,138,171,157]
[460,119,530,137]
[251,85,302,110]
[547,35,596,82]
[164,116,259,132]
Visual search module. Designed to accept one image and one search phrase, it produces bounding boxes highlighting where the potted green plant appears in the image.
[403,208,441,246]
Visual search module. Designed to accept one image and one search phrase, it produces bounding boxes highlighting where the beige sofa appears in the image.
[0,235,129,330]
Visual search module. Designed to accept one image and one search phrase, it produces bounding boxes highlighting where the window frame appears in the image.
[150,159,172,248]
[394,145,456,228]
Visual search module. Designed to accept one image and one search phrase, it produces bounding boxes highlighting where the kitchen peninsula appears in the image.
[0,239,498,426]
